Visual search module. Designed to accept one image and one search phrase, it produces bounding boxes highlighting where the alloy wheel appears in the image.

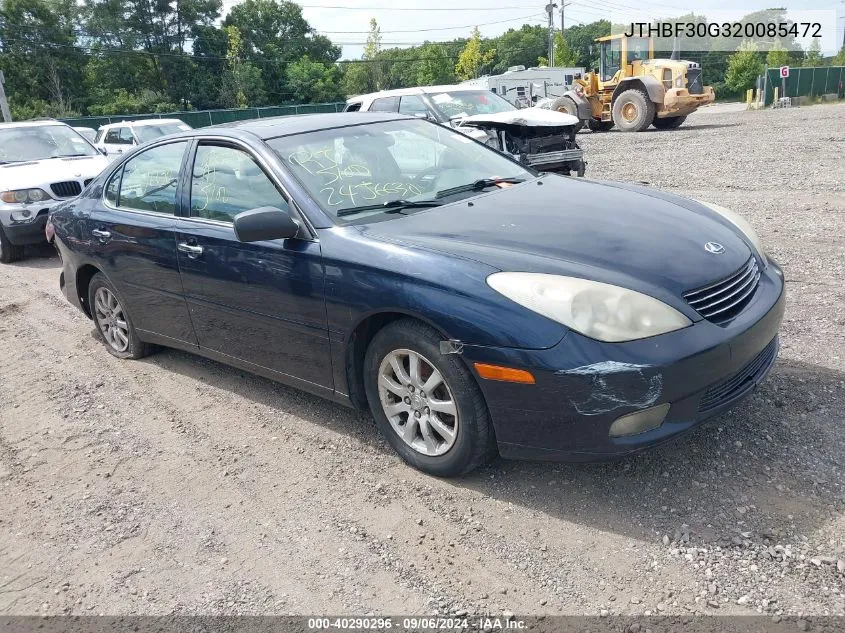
[377,348,459,457]
[94,286,130,353]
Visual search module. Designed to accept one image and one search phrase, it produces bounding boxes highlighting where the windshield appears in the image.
[428,90,515,119]
[0,125,99,163]
[133,123,190,143]
[268,119,533,224]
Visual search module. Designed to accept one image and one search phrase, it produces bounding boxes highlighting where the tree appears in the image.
[766,39,789,68]
[490,24,546,73]
[455,27,496,80]
[219,25,265,108]
[0,0,87,116]
[563,20,610,71]
[724,40,763,92]
[803,39,823,67]
[415,43,455,86]
[553,32,578,67]
[833,46,845,67]
[224,0,340,103]
[286,55,343,103]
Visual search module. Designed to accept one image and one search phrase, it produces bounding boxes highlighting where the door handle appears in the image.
[92,229,111,241]
[177,242,204,258]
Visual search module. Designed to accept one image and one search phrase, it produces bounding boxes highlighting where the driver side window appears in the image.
[601,39,621,82]
[189,144,289,223]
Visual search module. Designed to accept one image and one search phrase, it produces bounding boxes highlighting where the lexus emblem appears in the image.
[704,241,725,254]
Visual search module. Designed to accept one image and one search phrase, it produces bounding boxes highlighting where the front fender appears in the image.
[612,76,665,105]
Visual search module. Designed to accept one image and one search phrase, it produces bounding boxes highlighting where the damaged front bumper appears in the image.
[460,259,785,461]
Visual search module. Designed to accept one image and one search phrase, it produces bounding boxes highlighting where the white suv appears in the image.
[0,120,110,263]
[94,118,191,159]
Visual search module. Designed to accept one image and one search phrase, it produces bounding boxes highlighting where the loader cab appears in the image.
[597,35,654,84]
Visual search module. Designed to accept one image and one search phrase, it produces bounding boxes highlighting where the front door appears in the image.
[88,139,197,346]
[174,141,332,391]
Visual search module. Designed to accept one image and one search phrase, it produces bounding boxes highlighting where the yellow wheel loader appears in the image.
[553,35,715,132]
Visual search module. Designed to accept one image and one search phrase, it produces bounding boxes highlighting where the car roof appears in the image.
[204,111,411,140]
[0,120,69,130]
[346,85,488,103]
[97,118,187,130]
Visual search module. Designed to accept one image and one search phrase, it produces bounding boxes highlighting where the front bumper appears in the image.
[462,257,785,461]
[0,209,51,245]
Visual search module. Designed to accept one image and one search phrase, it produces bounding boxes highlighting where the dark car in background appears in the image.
[49,113,784,476]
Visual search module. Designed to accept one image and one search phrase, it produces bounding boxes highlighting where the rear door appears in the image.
[88,140,198,346]
[173,140,332,391]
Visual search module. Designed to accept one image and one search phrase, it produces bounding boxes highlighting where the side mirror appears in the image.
[233,206,299,243]
[99,147,107,155]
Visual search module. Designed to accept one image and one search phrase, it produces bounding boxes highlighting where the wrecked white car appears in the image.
[344,86,585,177]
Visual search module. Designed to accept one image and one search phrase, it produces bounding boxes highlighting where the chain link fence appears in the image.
[60,102,347,130]
[762,66,845,106]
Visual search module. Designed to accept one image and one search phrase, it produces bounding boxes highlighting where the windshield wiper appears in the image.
[336,199,443,218]
[435,177,526,199]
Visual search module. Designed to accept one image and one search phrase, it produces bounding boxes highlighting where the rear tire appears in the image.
[0,226,25,264]
[652,115,687,130]
[612,88,655,132]
[551,96,584,133]
[364,319,496,477]
[87,272,151,360]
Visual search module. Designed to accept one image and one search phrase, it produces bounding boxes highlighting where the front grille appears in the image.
[50,181,82,198]
[687,68,703,95]
[684,257,760,325]
[699,337,778,412]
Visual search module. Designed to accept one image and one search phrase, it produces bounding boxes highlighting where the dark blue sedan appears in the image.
[50,113,784,477]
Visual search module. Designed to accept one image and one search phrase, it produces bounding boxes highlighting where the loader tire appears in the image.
[551,96,584,133]
[652,115,687,130]
[612,88,655,132]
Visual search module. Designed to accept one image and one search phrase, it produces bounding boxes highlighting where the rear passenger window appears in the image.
[119,127,135,145]
[189,144,288,223]
[104,129,120,144]
[118,141,187,214]
[370,97,399,112]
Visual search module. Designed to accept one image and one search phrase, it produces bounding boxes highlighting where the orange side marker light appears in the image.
[473,363,535,384]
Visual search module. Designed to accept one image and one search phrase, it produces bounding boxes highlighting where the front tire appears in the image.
[88,272,151,359]
[612,88,655,132]
[0,226,25,264]
[652,115,687,130]
[551,96,584,133]
[364,319,496,477]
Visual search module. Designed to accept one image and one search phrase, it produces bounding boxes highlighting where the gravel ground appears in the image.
[1,102,844,618]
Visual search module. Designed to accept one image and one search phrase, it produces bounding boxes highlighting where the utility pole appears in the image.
[546,2,558,67]
[0,71,11,123]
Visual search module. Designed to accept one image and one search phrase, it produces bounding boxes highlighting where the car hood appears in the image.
[0,155,109,191]
[359,175,753,309]
[457,106,579,129]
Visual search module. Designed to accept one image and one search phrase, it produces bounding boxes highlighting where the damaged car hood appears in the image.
[359,175,753,314]
[457,107,579,129]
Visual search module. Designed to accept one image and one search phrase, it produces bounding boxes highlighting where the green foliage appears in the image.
[286,55,344,103]
[803,39,823,68]
[833,47,845,67]
[85,89,178,116]
[766,39,789,68]
[455,27,496,80]
[725,40,764,92]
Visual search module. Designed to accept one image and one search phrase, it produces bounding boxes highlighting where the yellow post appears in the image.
[746,89,753,104]
[773,86,779,102]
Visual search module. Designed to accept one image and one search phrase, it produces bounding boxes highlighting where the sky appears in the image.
[221,0,844,59]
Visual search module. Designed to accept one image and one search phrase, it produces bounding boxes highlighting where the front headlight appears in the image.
[694,199,765,259]
[487,273,691,343]
[0,188,52,205]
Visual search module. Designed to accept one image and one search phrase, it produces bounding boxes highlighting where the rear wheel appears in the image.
[551,96,583,133]
[88,273,151,359]
[652,115,687,130]
[364,319,496,477]
[612,88,655,132]
[0,226,25,264]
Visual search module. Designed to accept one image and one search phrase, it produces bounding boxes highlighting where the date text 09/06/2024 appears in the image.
[307,617,527,630]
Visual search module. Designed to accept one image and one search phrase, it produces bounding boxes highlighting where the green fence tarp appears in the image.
[60,102,346,130]
[763,66,845,105]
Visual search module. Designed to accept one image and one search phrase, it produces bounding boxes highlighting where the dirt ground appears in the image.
[1,102,844,617]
